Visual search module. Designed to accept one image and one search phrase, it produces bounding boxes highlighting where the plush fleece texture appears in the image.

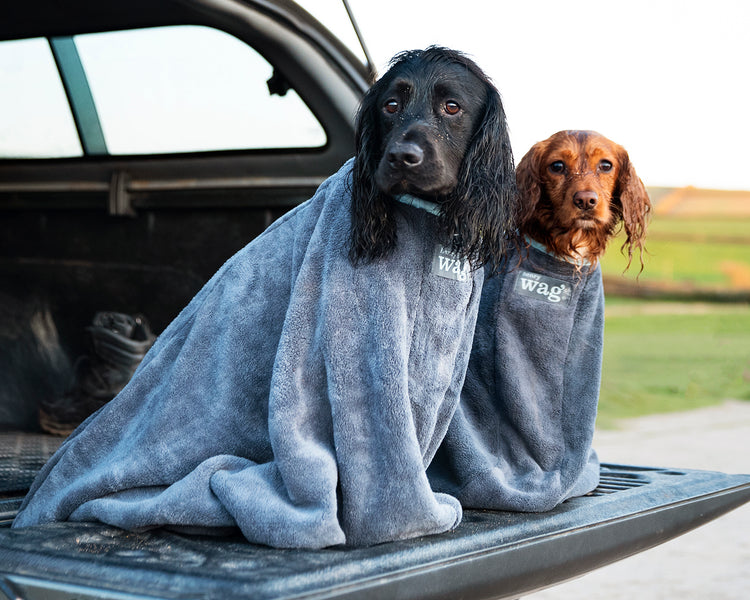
[428,243,602,510]
[13,159,484,549]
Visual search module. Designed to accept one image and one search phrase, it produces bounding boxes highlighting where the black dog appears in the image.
[14,47,523,549]
[350,46,518,271]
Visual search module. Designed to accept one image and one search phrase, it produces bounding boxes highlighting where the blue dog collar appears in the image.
[395,194,441,216]
[525,235,591,267]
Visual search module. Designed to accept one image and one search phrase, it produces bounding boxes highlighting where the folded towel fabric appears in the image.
[428,243,602,511]
[13,159,484,548]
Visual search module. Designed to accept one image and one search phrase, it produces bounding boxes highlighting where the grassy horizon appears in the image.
[600,216,750,289]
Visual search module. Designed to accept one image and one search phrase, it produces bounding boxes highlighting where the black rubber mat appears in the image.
[0,432,63,494]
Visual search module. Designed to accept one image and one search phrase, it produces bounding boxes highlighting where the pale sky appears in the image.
[300,0,750,191]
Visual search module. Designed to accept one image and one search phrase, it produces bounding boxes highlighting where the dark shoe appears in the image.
[39,312,155,436]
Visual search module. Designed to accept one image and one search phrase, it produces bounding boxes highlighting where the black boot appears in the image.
[39,312,156,436]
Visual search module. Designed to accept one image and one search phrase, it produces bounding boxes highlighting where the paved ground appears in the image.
[527,400,750,600]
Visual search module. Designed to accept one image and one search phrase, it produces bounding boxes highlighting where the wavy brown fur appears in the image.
[516,130,651,270]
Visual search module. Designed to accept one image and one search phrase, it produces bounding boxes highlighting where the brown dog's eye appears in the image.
[444,101,460,115]
[599,160,613,172]
[549,161,565,174]
[384,100,399,114]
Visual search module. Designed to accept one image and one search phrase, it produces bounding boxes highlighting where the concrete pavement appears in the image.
[527,400,750,600]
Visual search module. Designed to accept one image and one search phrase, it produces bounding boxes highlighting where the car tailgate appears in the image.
[0,464,748,600]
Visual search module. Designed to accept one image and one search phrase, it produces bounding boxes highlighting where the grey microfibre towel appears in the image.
[13,159,485,548]
[428,242,602,511]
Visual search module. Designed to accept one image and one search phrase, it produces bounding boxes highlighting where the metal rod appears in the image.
[341,0,377,82]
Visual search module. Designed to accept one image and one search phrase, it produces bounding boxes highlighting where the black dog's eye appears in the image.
[549,161,565,174]
[444,101,460,115]
[384,99,400,114]
[599,159,613,172]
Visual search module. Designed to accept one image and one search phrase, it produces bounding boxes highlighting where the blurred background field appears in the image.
[597,187,750,428]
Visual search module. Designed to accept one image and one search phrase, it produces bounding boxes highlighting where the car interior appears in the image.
[0,0,368,495]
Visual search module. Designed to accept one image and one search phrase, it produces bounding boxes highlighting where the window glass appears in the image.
[0,38,82,158]
[75,26,327,154]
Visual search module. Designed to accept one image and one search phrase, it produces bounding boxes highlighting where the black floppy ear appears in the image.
[349,82,397,265]
[614,148,652,271]
[441,86,520,271]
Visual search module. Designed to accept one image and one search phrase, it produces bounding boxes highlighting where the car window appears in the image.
[75,26,327,154]
[0,26,327,158]
[0,38,83,158]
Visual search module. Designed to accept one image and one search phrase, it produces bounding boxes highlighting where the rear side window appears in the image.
[0,25,327,158]
[76,26,326,154]
[0,38,83,158]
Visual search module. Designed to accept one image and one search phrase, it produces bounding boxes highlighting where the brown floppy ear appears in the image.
[515,141,547,234]
[615,149,652,271]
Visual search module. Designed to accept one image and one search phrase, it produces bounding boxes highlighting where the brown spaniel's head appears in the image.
[516,130,651,268]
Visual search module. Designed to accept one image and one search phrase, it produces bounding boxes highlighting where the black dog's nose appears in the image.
[573,190,598,210]
[387,141,424,168]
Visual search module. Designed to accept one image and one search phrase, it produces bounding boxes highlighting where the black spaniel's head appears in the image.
[350,46,519,272]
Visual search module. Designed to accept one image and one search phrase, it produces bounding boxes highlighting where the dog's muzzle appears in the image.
[386,140,424,169]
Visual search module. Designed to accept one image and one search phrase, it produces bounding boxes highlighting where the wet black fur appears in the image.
[349,46,520,271]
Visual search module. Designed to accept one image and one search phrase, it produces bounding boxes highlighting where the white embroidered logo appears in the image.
[514,271,572,305]
[432,244,470,282]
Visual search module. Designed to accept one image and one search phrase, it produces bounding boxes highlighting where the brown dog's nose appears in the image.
[573,190,598,210]
[387,141,424,168]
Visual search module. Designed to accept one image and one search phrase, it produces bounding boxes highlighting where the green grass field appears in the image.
[596,215,750,427]
[598,299,750,427]
[600,216,750,287]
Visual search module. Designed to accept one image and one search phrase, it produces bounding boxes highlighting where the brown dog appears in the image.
[516,130,651,268]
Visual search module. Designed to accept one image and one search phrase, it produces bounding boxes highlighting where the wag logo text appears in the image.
[514,271,572,305]
[432,244,471,282]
